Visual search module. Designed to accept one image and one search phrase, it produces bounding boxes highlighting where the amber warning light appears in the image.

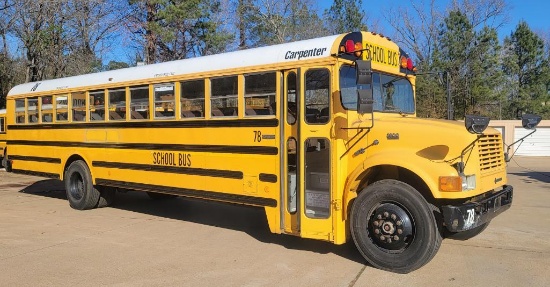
[400,55,416,72]
[339,39,363,57]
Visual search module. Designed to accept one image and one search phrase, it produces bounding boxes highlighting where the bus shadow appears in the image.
[18,179,367,265]
[508,171,550,184]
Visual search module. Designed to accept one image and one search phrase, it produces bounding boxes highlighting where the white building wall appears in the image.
[490,120,550,157]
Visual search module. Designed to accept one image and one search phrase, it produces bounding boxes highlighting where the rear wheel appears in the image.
[2,152,11,171]
[64,160,100,210]
[97,186,117,208]
[350,179,442,273]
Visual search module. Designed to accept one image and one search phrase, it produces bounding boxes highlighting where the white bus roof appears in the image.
[8,34,342,97]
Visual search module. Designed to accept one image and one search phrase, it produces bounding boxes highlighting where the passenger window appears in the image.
[286,72,297,125]
[27,97,39,123]
[180,80,205,118]
[109,88,126,121]
[211,76,238,117]
[287,137,298,213]
[244,72,276,116]
[305,69,330,124]
[130,86,149,120]
[305,138,330,219]
[89,90,105,121]
[42,96,53,123]
[154,84,175,119]
[15,99,25,124]
[72,92,86,122]
[56,95,69,122]
[0,117,5,132]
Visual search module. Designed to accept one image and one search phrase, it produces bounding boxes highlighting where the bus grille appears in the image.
[478,134,505,173]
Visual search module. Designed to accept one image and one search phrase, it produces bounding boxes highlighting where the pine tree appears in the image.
[502,21,550,119]
[323,0,367,34]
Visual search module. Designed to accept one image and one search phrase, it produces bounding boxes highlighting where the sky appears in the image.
[313,0,550,39]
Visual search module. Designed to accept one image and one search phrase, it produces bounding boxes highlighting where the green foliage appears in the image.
[417,10,506,120]
[323,0,367,34]
[502,21,550,119]
[241,0,327,47]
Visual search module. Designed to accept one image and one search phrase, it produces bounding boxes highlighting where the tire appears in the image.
[64,160,100,210]
[445,221,490,240]
[97,186,117,208]
[146,192,177,200]
[2,152,11,172]
[350,179,442,273]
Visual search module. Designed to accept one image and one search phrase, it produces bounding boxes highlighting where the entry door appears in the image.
[281,68,333,240]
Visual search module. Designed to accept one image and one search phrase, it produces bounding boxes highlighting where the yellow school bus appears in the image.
[5,31,521,273]
[0,109,6,167]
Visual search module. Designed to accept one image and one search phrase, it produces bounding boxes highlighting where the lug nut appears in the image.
[397,229,403,234]
[374,229,380,234]
[394,235,399,241]
[377,214,382,220]
[396,220,402,226]
[391,214,397,220]
[387,238,392,243]
[373,221,380,227]
[383,212,389,218]
[380,235,385,241]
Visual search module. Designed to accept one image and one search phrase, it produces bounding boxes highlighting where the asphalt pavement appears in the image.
[0,156,548,286]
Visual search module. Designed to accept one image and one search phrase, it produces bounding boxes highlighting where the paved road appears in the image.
[0,157,549,286]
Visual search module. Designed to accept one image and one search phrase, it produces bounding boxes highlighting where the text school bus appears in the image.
[5,31,535,273]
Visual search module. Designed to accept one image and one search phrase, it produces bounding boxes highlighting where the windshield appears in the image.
[340,65,415,113]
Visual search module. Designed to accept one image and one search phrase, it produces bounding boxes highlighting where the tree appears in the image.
[240,0,327,47]
[323,0,367,34]
[502,21,550,119]
[125,0,233,63]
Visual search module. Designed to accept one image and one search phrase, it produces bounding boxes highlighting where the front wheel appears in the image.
[350,179,442,273]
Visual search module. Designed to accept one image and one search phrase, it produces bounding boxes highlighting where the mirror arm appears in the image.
[505,129,536,162]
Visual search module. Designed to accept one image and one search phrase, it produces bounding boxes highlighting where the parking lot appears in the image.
[1,157,549,287]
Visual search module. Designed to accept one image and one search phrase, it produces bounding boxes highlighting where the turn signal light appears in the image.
[439,176,462,192]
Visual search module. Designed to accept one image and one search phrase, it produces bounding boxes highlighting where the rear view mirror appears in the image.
[356,60,372,85]
[521,114,541,129]
[357,89,373,114]
[465,115,490,134]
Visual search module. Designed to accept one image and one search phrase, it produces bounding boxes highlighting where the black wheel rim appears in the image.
[368,202,415,252]
[69,172,84,201]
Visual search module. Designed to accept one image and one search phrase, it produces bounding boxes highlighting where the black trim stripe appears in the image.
[7,118,278,130]
[10,155,61,164]
[11,169,60,179]
[93,161,243,179]
[259,173,278,183]
[8,140,278,155]
[96,178,278,208]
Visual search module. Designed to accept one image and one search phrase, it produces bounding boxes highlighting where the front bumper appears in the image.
[441,185,513,232]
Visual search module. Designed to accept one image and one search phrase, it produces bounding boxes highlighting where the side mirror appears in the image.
[357,89,374,114]
[521,114,541,129]
[465,115,490,134]
[356,60,372,85]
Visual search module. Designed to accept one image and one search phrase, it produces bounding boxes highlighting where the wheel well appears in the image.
[63,154,87,180]
[356,165,435,205]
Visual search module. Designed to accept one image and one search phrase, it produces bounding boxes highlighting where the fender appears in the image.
[342,149,456,219]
